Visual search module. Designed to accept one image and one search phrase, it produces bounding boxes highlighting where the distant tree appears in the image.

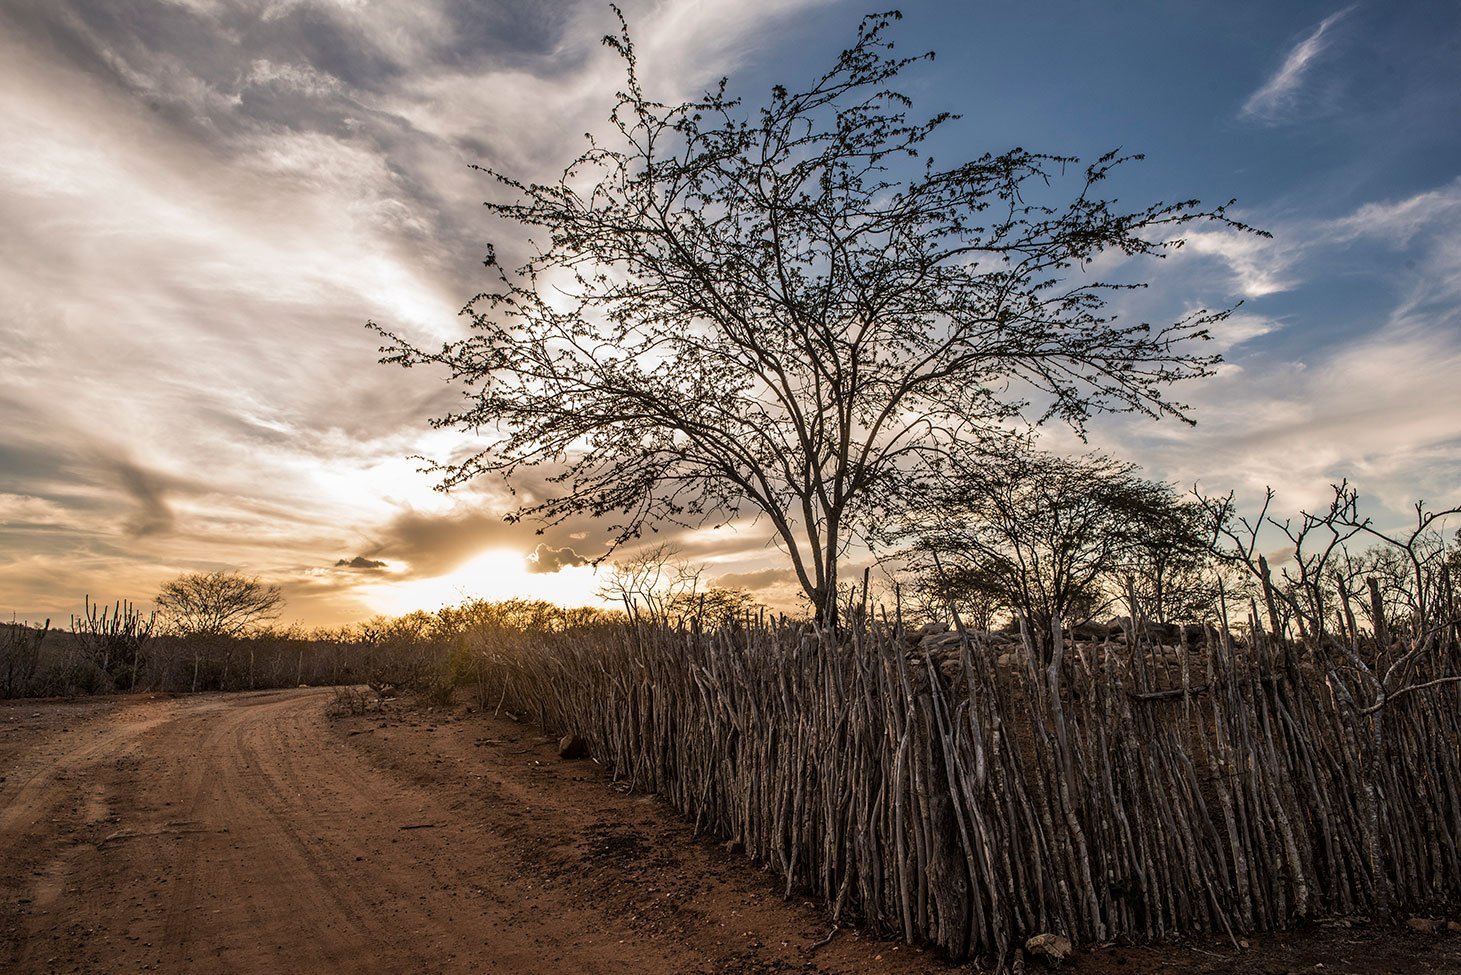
[597,543,702,624]
[375,10,1259,625]
[1121,490,1215,625]
[666,586,761,630]
[352,611,441,698]
[907,449,1190,661]
[904,559,1008,634]
[433,597,574,639]
[155,570,284,640]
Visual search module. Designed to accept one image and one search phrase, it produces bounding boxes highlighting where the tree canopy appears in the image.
[155,571,284,640]
[375,9,1260,623]
[903,448,1202,656]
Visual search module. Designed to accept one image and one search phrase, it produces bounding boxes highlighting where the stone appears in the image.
[1071,620,1114,641]
[558,733,588,759]
[1024,932,1073,965]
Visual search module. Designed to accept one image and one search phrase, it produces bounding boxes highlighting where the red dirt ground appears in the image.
[2,688,1458,974]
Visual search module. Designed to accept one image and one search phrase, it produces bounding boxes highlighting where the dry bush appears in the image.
[328,684,374,717]
[1,618,49,698]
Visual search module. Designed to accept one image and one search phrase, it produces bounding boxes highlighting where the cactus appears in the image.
[71,596,155,692]
[0,616,49,698]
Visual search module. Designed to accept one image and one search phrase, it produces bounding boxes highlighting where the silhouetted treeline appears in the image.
[0,599,616,698]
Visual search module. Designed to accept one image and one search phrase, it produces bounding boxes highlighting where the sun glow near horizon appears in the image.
[359,548,608,618]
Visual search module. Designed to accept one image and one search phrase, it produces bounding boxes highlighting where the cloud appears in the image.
[1178,228,1294,298]
[1323,178,1461,318]
[1170,176,1461,318]
[1241,6,1355,124]
[115,459,178,538]
[708,566,809,614]
[1209,311,1282,352]
[525,543,589,574]
[335,556,387,570]
[359,507,517,578]
[1329,184,1461,247]
[711,567,798,592]
[0,493,69,527]
[354,495,620,580]
[1086,178,1461,520]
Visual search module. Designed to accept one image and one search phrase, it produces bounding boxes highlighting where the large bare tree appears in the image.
[376,10,1259,623]
[155,570,283,640]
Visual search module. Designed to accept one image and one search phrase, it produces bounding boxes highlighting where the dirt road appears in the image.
[0,689,959,974]
[3,689,1458,974]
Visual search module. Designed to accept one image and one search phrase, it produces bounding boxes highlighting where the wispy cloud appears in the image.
[1241,5,1355,124]
[1178,227,1294,298]
[1328,178,1461,251]
[1092,178,1461,517]
[712,567,797,592]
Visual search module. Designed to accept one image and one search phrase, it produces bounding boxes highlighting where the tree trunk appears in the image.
[815,526,840,630]
[1367,577,1388,647]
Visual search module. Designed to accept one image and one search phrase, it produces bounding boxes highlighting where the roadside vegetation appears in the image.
[0,584,615,699]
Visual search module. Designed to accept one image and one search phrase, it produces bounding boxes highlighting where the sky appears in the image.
[1,0,1459,626]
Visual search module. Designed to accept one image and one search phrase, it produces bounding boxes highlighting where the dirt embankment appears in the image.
[1,689,1457,974]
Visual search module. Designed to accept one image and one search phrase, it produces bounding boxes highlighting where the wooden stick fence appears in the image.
[472,617,1461,964]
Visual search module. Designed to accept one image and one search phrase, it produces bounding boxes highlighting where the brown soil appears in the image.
[1,689,1458,974]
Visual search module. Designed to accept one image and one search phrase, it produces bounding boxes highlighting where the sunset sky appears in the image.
[2,1,1459,626]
